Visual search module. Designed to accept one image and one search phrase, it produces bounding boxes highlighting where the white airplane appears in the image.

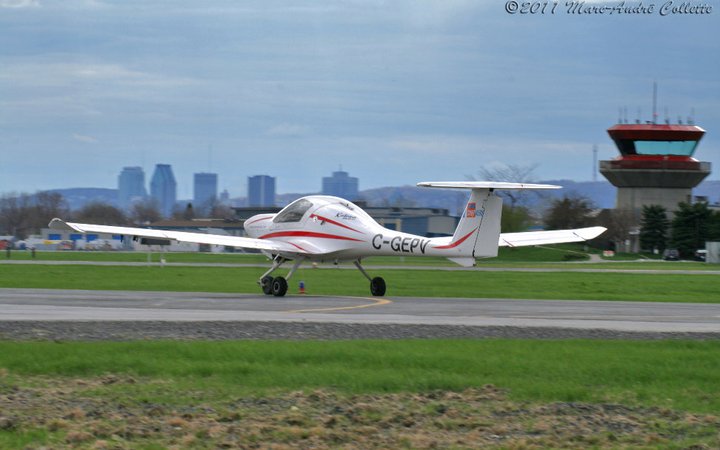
[50,181,605,297]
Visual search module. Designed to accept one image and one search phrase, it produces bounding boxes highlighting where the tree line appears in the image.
[0,192,235,240]
[639,203,720,257]
[541,195,720,257]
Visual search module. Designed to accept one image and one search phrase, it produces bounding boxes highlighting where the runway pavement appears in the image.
[1,287,719,333]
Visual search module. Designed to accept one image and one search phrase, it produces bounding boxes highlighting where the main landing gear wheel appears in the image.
[261,276,274,295]
[370,277,386,297]
[271,276,288,297]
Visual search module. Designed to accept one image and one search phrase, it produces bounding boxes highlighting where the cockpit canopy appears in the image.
[272,195,376,225]
[273,198,313,223]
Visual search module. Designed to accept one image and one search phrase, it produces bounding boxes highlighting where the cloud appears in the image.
[72,133,99,144]
[0,0,39,8]
[1,61,197,90]
[265,123,311,137]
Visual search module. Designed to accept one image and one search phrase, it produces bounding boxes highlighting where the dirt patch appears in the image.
[0,375,718,449]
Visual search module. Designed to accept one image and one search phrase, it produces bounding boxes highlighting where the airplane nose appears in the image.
[244,214,268,238]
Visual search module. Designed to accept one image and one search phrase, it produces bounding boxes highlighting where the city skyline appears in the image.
[1,1,718,198]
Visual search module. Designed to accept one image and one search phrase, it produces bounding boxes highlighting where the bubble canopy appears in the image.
[608,124,705,158]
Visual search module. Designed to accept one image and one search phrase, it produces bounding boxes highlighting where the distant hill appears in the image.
[694,180,720,204]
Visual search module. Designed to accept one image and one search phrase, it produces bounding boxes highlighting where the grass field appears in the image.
[1,339,719,448]
[1,263,719,302]
[2,339,718,412]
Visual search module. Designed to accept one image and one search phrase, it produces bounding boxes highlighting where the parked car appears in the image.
[694,249,707,262]
[662,248,680,261]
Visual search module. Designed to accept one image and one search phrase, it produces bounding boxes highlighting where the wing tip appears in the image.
[48,218,75,231]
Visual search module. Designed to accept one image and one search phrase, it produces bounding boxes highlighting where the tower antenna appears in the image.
[652,81,658,124]
[592,144,598,182]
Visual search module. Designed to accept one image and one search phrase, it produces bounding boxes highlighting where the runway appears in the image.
[1,288,719,333]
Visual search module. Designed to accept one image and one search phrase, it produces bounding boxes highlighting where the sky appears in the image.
[1,0,719,199]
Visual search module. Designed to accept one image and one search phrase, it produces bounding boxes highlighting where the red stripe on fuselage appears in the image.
[433,229,476,249]
[259,231,364,242]
[309,214,362,233]
[245,216,273,225]
[288,242,310,252]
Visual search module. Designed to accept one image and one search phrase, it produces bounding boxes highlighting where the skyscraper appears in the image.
[117,166,147,210]
[193,172,218,214]
[150,164,177,217]
[322,170,359,200]
[248,175,275,207]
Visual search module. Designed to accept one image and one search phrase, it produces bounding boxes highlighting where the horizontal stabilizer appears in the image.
[499,226,606,247]
[418,181,561,190]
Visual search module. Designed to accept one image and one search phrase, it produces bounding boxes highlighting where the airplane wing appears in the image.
[498,226,606,247]
[48,218,309,255]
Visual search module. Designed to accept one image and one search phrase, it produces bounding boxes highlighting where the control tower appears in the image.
[599,122,710,213]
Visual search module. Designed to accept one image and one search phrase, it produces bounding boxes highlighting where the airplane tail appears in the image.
[418,181,561,267]
[444,188,502,264]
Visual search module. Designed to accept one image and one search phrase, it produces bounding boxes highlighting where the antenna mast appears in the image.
[652,81,658,124]
[592,144,598,182]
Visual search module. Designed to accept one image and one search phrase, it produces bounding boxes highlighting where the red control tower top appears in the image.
[605,123,706,170]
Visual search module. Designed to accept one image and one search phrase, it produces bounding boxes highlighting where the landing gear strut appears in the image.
[354,260,386,296]
[257,256,303,297]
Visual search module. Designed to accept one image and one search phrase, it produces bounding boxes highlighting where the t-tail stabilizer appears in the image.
[417,181,604,267]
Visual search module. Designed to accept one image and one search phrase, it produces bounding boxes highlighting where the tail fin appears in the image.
[449,188,502,259]
[429,188,502,266]
[418,181,561,267]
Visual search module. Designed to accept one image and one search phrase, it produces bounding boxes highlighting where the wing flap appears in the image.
[499,226,606,247]
[48,218,308,254]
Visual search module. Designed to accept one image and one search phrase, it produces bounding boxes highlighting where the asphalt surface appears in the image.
[1,288,719,333]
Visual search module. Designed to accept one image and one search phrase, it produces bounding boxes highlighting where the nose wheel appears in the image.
[257,257,302,297]
[261,276,274,295]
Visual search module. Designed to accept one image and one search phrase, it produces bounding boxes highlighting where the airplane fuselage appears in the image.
[243,195,453,262]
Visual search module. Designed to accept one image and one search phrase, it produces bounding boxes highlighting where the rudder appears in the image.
[442,189,503,260]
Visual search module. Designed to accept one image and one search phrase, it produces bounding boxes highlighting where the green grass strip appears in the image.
[1,264,719,302]
[0,340,719,414]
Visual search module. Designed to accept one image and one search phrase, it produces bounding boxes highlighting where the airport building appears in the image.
[150,164,177,217]
[322,170,359,200]
[248,175,276,207]
[600,122,710,214]
[117,166,146,210]
[193,172,218,214]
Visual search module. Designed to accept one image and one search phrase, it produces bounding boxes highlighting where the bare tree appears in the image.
[73,202,128,225]
[209,202,236,220]
[596,208,637,251]
[172,203,195,220]
[0,193,31,238]
[30,192,69,230]
[0,191,69,238]
[470,163,543,210]
[130,199,162,225]
[544,195,595,230]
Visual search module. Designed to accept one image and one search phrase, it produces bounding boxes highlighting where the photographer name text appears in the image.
[505,1,713,15]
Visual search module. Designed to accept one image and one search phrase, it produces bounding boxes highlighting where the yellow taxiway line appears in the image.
[286,295,392,313]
